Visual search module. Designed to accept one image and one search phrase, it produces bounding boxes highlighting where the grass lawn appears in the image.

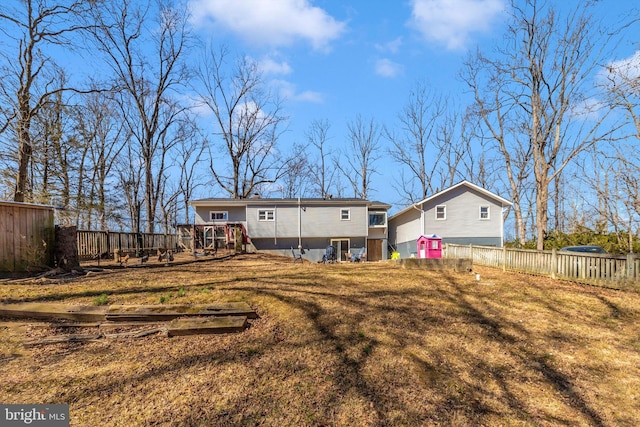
[1,253,639,426]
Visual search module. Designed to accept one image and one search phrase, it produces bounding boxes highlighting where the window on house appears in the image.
[258,209,275,221]
[341,208,350,220]
[369,212,386,227]
[480,206,490,220]
[436,205,446,220]
[210,211,228,221]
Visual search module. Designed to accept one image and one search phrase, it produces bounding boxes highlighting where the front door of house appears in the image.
[331,239,349,262]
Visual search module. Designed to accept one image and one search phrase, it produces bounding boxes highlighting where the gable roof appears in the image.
[389,180,512,220]
[190,197,391,210]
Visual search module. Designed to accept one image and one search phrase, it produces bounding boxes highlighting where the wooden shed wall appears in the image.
[0,201,55,272]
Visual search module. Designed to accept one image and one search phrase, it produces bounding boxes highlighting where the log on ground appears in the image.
[106,302,256,322]
[166,316,248,337]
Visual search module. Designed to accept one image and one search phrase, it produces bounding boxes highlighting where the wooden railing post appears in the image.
[502,246,506,272]
[627,253,635,282]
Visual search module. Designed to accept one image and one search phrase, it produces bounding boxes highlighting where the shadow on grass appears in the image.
[4,260,628,425]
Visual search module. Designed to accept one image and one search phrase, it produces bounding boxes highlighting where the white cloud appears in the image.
[375,58,403,78]
[375,37,403,54]
[408,0,506,50]
[271,79,324,103]
[258,56,293,76]
[600,51,640,90]
[570,97,605,121]
[189,0,347,50]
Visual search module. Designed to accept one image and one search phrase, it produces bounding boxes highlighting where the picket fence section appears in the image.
[77,230,180,259]
[444,244,639,289]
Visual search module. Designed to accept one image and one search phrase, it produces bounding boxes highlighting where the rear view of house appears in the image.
[190,197,391,262]
[388,181,512,258]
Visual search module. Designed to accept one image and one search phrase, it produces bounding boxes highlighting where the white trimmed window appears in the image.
[258,209,275,221]
[480,206,490,220]
[340,208,350,220]
[369,212,386,227]
[210,211,228,221]
[435,205,446,220]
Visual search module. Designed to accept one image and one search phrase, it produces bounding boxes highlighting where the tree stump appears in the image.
[55,225,80,270]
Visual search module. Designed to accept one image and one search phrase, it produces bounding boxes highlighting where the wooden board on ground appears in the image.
[167,316,248,337]
[0,303,108,322]
[106,302,257,321]
[23,333,103,347]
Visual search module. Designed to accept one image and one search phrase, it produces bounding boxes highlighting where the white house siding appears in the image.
[301,205,368,238]
[388,208,421,257]
[245,204,368,239]
[190,198,388,262]
[247,204,298,239]
[194,206,246,225]
[423,186,502,241]
[388,183,509,258]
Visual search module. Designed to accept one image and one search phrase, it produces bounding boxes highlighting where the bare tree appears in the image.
[336,115,381,199]
[462,0,628,249]
[0,0,99,202]
[90,0,191,233]
[462,52,534,245]
[306,119,336,198]
[599,56,640,251]
[196,46,288,199]
[175,120,206,224]
[385,82,447,204]
[279,143,311,198]
[79,91,128,230]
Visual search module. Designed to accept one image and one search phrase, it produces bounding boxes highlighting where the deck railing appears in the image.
[444,244,639,290]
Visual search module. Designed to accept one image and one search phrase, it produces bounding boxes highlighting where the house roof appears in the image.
[190,197,391,210]
[388,180,512,220]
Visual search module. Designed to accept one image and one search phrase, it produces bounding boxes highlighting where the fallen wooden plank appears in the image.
[166,316,248,337]
[47,322,102,328]
[103,328,165,339]
[99,321,164,329]
[23,333,103,347]
[106,302,256,321]
[0,303,108,322]
[0,302,257,323]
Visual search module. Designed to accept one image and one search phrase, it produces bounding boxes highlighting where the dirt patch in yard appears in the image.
[1,254,639,426]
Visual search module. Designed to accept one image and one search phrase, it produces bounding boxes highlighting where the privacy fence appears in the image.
[0,201,55,272]
[76,230,180,259]
[444,244,640,290]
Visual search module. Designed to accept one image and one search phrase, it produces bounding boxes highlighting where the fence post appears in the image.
[469,244,473,263]
[627,253,635,282]
[502,246,506,272]
[551,248,557,279]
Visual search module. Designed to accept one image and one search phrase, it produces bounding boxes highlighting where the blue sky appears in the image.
[183,0,638,213]
[186,0,519,207]
[1,0,637,215]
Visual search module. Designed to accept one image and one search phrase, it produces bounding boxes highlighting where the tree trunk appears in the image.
[54,225,80,271]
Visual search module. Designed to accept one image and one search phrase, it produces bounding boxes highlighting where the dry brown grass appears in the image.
[1,253,639,426]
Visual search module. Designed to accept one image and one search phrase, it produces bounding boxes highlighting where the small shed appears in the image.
[0,201,55,272]
[417,234,442,259]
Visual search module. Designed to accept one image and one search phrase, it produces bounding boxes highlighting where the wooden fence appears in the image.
[444,244,640,290]
[76,230,180,259]
[0,201,55,272]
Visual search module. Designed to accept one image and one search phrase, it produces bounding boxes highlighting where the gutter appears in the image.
[411,202,425,236]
